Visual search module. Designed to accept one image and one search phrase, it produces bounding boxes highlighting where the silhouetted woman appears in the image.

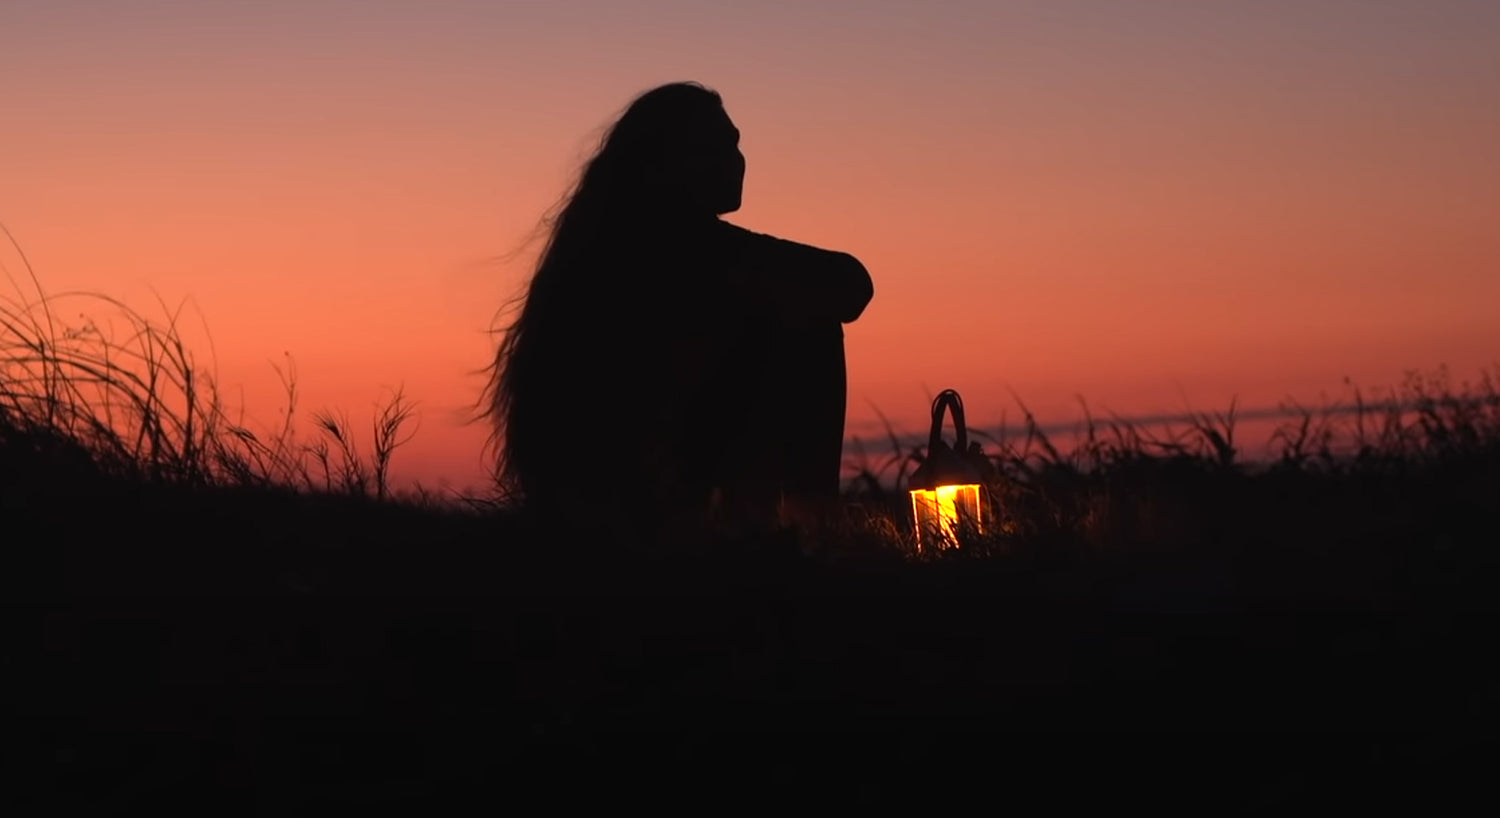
[484,81,872,535]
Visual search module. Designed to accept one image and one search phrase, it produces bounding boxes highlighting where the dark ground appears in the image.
[6,472,1499,812]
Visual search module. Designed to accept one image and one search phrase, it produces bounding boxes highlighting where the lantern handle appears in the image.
[927,389,968,453]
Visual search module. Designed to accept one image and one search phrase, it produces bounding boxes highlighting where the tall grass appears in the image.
[0,225,419,501]
[841,366,1500,558]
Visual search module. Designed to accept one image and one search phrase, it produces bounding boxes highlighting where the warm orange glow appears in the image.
[910,483,984,551]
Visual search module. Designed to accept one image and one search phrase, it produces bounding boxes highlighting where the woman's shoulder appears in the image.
[713,220,863,267]
[712,219,774,249]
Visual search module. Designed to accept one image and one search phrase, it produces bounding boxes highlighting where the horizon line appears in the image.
[843,395,1492,453]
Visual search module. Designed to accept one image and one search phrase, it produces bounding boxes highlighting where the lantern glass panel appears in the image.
[910,483,983,550]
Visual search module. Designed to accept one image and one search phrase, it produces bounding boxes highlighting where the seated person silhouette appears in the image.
[484,81,873,538]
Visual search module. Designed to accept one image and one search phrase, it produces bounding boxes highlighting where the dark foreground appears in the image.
[7,477,1499,811]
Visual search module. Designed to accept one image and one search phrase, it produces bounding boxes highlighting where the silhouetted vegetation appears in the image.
[7,243,1498,808]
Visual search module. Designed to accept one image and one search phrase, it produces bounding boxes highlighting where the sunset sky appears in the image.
[5,0,1498,494]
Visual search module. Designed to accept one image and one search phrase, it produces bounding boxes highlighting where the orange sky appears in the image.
[4,0,1498,495]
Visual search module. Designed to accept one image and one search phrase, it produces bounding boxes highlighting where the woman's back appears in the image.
[500,218,751,523]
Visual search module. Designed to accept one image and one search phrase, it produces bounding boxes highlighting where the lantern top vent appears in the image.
[909,389,990,491]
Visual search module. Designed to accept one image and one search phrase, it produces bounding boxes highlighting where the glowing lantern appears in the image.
[909,390,989,552]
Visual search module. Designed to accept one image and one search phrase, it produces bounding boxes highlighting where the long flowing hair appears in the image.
[481,82,732,510]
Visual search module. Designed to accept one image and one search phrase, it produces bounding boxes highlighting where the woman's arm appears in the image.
[771,239,874,324]
[721,223,874,324]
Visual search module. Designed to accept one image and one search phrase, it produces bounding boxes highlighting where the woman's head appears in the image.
[578,81,745,218]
